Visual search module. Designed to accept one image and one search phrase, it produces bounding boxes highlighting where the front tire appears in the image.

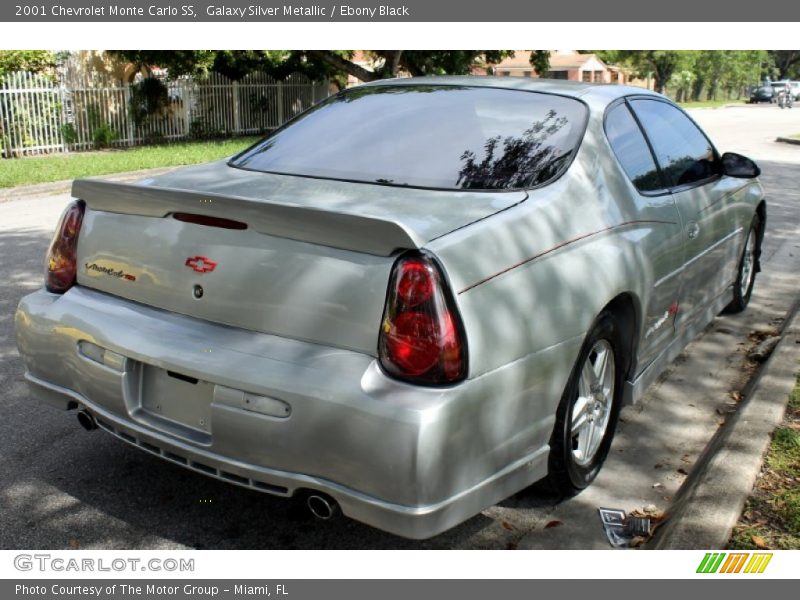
[724,214,761,314]
[546,312,625,496]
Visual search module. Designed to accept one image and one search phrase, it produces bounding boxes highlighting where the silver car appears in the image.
[15,77,765,539]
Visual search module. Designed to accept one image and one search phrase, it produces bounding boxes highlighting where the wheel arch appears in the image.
[755,200,767,272]
[600,292,641,383]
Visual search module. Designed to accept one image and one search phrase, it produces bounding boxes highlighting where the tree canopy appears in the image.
[593,50,774,99]
[75,50,800,100]
[107,50,522,87]
[770,51,800,79]
[0,50,56,78]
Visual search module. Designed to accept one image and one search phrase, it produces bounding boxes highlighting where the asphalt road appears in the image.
[1,105,799,549]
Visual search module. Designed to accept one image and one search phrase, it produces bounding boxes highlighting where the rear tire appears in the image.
[546,311,625,496]
[724,214,761,314]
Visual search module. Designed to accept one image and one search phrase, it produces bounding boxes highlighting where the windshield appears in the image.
[230,84,587,191]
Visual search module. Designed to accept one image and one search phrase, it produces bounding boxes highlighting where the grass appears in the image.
[791,133,800,140]
[0,136,261,189]
[729,376,800,550]
[678,99,747,109]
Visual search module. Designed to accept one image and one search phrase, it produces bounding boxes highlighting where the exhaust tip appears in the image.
[77,409,97,431]
[307,494,340,521]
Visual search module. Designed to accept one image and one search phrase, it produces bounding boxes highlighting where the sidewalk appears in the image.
[652,301,800,548]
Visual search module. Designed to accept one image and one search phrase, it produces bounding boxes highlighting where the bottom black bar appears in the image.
[2,580,796,600]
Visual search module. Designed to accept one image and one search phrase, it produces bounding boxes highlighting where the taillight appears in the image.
[45,200,85,293]
[379,253,467,385]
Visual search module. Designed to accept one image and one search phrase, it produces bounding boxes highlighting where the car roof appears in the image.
[357,75,664,106]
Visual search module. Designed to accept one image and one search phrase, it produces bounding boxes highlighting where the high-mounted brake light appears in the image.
[45,200,85,293]
[379,253,467,385]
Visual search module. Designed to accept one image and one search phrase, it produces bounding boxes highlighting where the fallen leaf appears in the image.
[631,508,666,522]
[501,520,514,531]
[752,535,769,549]
[544,520,563,529]
[631,504,663,519]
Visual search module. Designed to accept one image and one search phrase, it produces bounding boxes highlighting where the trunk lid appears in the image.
[73,162,525,354]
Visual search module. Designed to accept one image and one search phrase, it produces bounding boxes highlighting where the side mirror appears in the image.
[721,152,761,179]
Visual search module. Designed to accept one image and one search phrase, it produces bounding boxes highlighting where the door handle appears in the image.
[687,222,700,239]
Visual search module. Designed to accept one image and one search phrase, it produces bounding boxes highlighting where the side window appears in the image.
[605,103,664,193]
[629,99,720,188]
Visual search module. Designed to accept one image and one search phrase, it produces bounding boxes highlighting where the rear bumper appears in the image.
[15,287,576,538]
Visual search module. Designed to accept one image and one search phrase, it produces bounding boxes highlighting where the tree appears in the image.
[529,51,551,75]
[769,51,800,79]
[613,51,689,94]
[308,50,516,81]
[685,51,769,101]
[0,50,56,78]
[109,50,517,88]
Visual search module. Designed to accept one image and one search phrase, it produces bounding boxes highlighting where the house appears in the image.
[489,51,628,84]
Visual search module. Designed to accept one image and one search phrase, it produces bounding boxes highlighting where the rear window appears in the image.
[230,85,587,191]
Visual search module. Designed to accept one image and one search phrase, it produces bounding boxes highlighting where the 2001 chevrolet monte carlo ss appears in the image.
[15,77,765,539]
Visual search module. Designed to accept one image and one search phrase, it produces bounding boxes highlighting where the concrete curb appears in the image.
[651,302,800,549]
[0,166,180,204]
[776,137,800,146]
[687,104,748,110]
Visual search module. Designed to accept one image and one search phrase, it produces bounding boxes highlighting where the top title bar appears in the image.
[3,0,799,22]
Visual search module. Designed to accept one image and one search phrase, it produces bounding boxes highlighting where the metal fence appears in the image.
[0,71,330,158]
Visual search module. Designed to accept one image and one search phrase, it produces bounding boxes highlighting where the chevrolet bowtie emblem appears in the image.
[185,256,217,273]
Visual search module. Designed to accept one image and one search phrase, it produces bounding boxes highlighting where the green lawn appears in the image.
[729,376,800,550]
[0,137,261,189]
[678,99,748,109]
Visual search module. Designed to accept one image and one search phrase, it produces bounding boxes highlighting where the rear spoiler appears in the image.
[72,179,421,257]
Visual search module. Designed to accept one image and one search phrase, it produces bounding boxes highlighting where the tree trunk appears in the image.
[397,54,425,77]
[652,65,668,94]
[707,81,718,101]
[691,78,704,102]
[388,51,403,76]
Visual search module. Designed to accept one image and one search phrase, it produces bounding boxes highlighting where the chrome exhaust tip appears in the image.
[77,409,97,431]
[307,493,340,521]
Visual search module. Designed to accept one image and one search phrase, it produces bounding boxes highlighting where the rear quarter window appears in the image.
[230,85,588,191]
[604,102,664,193]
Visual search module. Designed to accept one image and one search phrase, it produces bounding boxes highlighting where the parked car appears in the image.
[15,77,766,539]
[771,80,800,102]
[749,84,775,103]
